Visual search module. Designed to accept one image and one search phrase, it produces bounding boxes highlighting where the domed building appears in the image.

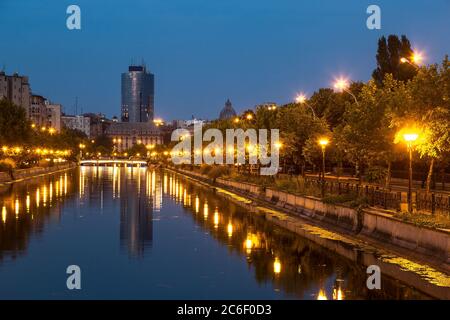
[219,99,237,120]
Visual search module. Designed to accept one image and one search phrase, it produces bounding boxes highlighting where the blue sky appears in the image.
[0,0,449,120]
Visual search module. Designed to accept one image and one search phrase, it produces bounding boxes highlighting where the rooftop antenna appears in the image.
[75,96,78,115]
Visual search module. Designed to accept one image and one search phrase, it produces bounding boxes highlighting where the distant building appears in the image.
[121,65,155,123]
[106,122,163,152]
[83,113,112,138]
[29,95,62,131]
[219,99,237,120]
[46,103,62,132]
[0,71,31,116]
[62,115,91,137]
[30,94,48,127]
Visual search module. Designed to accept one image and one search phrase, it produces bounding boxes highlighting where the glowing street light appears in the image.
[295,93,316,119]
[333,77,359,106]
[318,138,329,197]
[274,142,283,150]
[246,113,254,120]
[400,51,425,68]
[403,131,419,213]
[78,143,86,159]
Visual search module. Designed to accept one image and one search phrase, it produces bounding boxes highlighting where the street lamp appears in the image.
[403,132,419,213]
[78,143,86,159]
[318,138,329,197]
[333,77,359,106]
[295,93,317,119]
[401,51,424,66]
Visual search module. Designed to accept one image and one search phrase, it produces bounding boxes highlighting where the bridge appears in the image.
[80,159,148,167]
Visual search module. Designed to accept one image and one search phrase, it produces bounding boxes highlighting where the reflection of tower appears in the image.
[120,169,153,257]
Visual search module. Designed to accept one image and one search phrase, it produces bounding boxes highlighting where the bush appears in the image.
[323,193,369,209]
[0,158,16,178]
[365,166,386,184]
[207,166,230,180]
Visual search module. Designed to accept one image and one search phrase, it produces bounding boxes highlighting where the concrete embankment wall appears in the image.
[0,163,76,184]
[173,168,450,264]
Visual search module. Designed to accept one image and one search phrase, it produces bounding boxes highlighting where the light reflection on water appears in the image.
[0,167,438,299]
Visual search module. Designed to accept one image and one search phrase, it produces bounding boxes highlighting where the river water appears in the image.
[0,167,447,299]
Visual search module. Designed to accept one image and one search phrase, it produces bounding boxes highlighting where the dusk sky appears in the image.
[0,0,449,121]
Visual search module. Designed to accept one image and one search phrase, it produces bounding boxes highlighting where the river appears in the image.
[0,167,447,299]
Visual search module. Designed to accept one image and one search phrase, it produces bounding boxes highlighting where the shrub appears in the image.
[0,158,16,178]
[207,166,230,180]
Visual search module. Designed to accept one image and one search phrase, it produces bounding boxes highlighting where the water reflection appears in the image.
[119,168,154,258]
[0,168,442,299]
[162,172,434,300]
[0,172,71,262]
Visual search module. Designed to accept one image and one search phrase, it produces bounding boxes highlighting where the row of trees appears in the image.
[0,99,87,167]
[206,35,450,192]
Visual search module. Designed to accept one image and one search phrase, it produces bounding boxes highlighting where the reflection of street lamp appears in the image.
[403,132,419,213]
[318,138,329,197]
[333,77,359,106]
[295,93,316,119]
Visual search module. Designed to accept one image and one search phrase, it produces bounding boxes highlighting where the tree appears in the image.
[275,104,329,175]
[308,83,364,129]
[0,99,30,145]
[334,79,397,184]
[372,35,417,85]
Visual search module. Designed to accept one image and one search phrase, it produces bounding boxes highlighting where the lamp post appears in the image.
[318,138,329,197]
[333,78,360,107]
[295,93,317,119]
[400,51,424,69]
[78,143,85,159]
[403,133,419,213]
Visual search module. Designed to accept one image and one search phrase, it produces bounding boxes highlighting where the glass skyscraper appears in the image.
[121,65,154,123]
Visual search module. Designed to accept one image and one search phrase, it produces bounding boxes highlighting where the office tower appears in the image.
[121,65,154,123]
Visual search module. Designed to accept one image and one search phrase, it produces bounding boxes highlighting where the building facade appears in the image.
[106,122,163,152]
[219,99,237,120]
[30,94,48,127]
[121,65,154,123]
[61,115,91,137]
[47,104,62,132]
[83,113,112,138]
[0,71,31,116]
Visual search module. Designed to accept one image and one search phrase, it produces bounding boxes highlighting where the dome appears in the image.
[219,99,237,120]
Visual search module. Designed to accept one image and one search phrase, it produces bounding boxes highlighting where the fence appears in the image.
[303,177,449,216]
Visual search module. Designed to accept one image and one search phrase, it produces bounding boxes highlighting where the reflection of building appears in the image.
[62,115,91,136]
[119,169,153,257]
[106,122,163,152]
[121,65,155,123]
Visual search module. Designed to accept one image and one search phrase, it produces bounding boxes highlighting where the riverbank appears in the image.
[0,162,77,185]
[166,167,450,273]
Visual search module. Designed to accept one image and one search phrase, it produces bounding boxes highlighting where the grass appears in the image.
[393,211,450,230]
